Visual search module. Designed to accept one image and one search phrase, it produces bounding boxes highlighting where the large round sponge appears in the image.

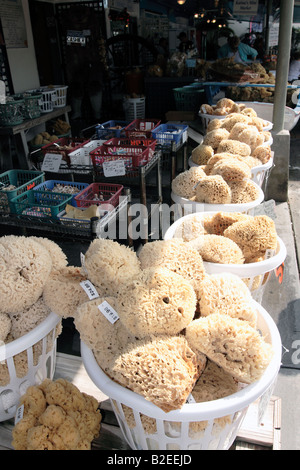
[0,236,52,314]
[116,267,197,338]
[83,239,141,296]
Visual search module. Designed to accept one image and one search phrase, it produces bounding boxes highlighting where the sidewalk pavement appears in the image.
[271,132,300,450]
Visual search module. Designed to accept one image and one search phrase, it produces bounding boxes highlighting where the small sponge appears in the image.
[112,335,202,412]
[186,313,273,384]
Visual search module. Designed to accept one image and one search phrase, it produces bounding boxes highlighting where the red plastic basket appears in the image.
[103,137,156,160]
[124,119,161,139]
[90,145,150,170]
[41,137,90,166]
[74,183,123,208]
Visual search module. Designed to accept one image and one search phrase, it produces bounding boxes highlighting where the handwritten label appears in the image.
[103,160,126,177]
[15,404,24,424]
[80,280,99,300]
[98,300,119,324]
[41,153,62,172]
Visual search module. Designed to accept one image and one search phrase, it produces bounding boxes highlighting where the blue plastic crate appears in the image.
[151,123,188,149]
[33,180,89,207]
[95,120,128,140]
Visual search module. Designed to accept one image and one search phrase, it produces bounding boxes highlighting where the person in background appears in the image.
[157,37,169,58]
[177,32,193,53]
[217,35,258,63]
[288,51,300,83]
[253,34,265,61]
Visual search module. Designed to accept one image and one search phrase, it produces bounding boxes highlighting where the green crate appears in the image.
[0,169,45,213]
[0,97,24,126]
[15,92,42,119]
[11,189,73,218]
[173,87,205,112]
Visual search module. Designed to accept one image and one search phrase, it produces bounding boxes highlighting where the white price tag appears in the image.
[186,394,196,404]
[182,130,187,143]
[41,153,63,172]
[103,160,126,177]
[80,280,99,300]
[265,249,275,259]
[15,404,24,424]
[98,300,119,324]
[80,252,88,273]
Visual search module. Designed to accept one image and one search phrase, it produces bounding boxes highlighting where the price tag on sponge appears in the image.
[98,300,119,324]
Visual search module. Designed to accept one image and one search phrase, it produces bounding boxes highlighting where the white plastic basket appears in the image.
[53,86,68,108]
[237,101,300,132]
[0,312,61,421]
[171,179,264,216]
[164,211,287,302]
[38,87,57,113]
[123,96,145,121]
[81,301,282,450]
[198,112,226,131]
[188,152,274,188]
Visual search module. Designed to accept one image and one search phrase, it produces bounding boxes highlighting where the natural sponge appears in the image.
[229,123,264,152]
[43,266,89,318]
[9,297,51,339]
[116,267,197,338]
[186,313,273,384]
[12,379,101,450]
[112,335,202,412]
[30,237,68,270]
[202,211,252,235]
[83,239,141,296]
[173,215,207,241]
[75,297,135,377]
[210,158,251,182]
[202,128,230,150]
[223,215,278,261]
[191,144,214,165]
[216,139,251,157]
[195,175,231,204]
[189,234,245,264]
[228,179,260,203]
[0,312,11,342]
[197,273,257,326]
[138,239,206,294]
[0,235,52,314]
[171,167,206,199]
[191,360,239,403]
[252,144,272,164]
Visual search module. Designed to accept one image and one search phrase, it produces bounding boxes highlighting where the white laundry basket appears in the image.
[164,211,287,302]
[237,101,300,132]
[81,301,282,450]
[123,96,145,121]
[53,86,68,108]
[37,87,57,113]
[0,312,61,421]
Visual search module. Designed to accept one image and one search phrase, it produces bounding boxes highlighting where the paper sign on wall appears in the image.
[233,0,259,16]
